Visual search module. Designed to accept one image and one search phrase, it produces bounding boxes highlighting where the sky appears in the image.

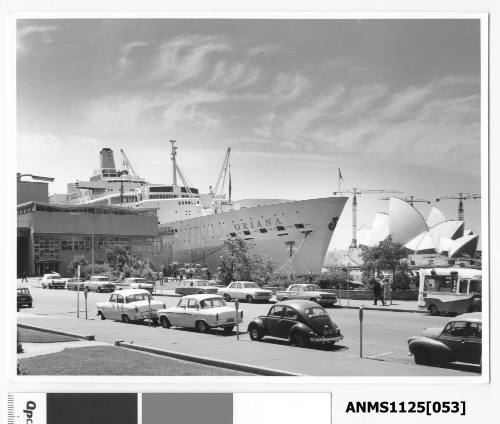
[16,19,483,249]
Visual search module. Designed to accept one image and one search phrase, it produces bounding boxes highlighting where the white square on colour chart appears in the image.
[234,393,331,424]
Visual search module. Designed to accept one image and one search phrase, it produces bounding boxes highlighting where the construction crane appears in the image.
[379,195,430,207]
[435,192,481,221]
[120,149,137,177]
[212,147,231,197]
[334,187,402,249]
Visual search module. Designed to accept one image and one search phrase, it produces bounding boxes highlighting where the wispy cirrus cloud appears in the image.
[246,74,480,174]
[207,60,262,89]
[17,24,58,56]
[80,88,227,134]
[141,34,232,86]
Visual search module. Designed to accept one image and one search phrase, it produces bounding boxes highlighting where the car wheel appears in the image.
[97,287,102,293]
[429,304,439,316]
[196,320,209,333]
[249,325,263,341]
[468,305,480,313]
[223,326,234,335]
[414,349,432,365]
[309,298,317,303]
[160,316,171,329]
[28,303,32,308]
[122,314,131,324]
[291,332,308,348]
[281,297,289,301]
[246,295,254,303]
[99,311,106,320]
[42,284,46,289]
[223,294,231,302]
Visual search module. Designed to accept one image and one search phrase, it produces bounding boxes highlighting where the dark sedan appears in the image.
[247,299,343,348]
[408,312,482,367]
[17,287,33,308]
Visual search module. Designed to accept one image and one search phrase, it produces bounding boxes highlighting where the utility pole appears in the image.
[436,192,481,222]
[334,187,402,249]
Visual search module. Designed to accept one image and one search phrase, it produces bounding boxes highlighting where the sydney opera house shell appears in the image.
[357,198,479,258]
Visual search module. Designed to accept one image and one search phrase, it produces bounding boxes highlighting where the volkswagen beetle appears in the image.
[247,299,342,348]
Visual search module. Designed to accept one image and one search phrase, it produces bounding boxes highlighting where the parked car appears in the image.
[96,289,166,323]
[85,275,116,293]
[17,287,33,308]
[218,281,272,303]
[117,277,155,293]
[157,294,243,334]
[247,299,343,348]
[408,312,482,366]
[66,278,85,291]
[175,279,219,296]
[41,273,66,289]
[274,284,338,306]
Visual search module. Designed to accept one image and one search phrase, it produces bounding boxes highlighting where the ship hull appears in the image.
[160,197,348,275]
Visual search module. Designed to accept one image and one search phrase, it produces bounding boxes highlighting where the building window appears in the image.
[276,225,286,231]
[294,223,305,229]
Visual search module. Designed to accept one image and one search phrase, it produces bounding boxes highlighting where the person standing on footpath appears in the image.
[384,278,393,305]
[373,277,385,305]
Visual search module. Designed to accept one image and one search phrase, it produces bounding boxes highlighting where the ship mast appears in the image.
[170,140,178,186]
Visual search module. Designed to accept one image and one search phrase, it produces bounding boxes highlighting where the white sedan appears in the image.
[157,294,243,334]
[218,281,273,303]
[96,289,165,324]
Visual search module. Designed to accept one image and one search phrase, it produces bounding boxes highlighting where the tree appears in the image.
[67,254,89,279]
[106,246,158,280]
[359,236,410,289]
[217,237,275,284]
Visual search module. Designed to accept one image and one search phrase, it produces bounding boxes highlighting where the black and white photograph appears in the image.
[12,16,487,380]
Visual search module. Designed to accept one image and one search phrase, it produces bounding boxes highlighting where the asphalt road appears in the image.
[18,285,478,375]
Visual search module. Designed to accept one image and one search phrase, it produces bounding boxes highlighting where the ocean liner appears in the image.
[54,143,348,274]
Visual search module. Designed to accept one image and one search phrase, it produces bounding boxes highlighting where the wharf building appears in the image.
[17,201,163,277]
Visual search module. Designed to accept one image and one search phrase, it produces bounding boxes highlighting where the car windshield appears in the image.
[93,276,109,281]
[17,288,29,294]
[199,298,226,308]
[195,281,208,286]
[243,282,259,288]
[306,285,321,291]
[125,293,149,303]
[304,306,328,318]
[47,276,60,280]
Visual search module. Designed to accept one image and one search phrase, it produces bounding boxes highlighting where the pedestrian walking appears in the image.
[21,272,28,283]
[384,278,392,305]
[373,277,385,305]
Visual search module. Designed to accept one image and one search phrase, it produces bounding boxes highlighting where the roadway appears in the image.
[17,285,478,376]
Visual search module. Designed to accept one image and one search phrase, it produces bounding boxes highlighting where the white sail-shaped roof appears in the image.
[448,235,479,258]
[437,237,453,255]
[358,212,389,247]
[426,207,446,228]
[388,197,428,244]
[428,220,464,240]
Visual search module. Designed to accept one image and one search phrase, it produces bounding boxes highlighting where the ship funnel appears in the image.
[99,148,116,170]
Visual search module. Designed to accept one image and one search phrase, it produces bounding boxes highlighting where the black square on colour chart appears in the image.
[47,393,137,424]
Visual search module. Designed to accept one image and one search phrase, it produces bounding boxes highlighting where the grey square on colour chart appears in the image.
[142,393,233,424]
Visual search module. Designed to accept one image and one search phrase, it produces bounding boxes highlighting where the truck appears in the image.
[274,284,338,307]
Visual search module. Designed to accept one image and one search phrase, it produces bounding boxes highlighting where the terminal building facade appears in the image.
[17,202,165,277]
